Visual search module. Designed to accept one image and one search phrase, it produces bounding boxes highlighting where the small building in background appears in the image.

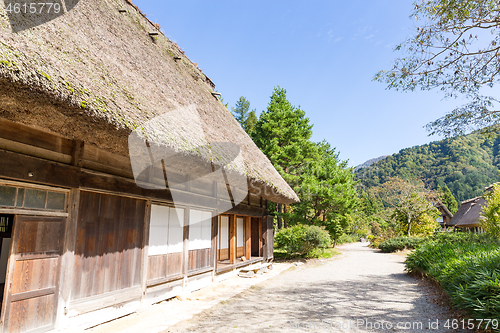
[448,197,485,232]
[447,184,497,232]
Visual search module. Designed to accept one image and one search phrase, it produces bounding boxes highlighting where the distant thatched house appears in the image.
[0,1,298,332]
[448,197,485,231]
[447,184,497,232]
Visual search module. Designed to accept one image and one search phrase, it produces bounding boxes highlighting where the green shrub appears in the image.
[481,183,500,238]
[275,224,331,256]
[378,236,425,253]
[405,233,500,330]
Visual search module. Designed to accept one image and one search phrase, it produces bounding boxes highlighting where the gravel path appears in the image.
[166,242,470,332]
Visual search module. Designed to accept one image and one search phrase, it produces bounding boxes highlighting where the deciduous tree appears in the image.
[375,0,500,136]
[480,183,500,237]
[375,177,439,236]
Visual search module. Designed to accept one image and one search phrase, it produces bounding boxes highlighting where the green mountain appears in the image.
[355,155,390,171]
[356,132,500,202]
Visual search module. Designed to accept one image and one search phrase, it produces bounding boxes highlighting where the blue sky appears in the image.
[133,0,464,167]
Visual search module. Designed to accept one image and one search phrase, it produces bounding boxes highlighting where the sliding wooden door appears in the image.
[2,215,65,333]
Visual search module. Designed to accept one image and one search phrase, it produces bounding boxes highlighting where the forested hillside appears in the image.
[356,133,500,202]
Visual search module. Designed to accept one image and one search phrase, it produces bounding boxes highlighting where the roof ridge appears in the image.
[123,0,215,91]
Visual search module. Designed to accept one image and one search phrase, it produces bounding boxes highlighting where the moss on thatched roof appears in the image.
[0,0,298,204]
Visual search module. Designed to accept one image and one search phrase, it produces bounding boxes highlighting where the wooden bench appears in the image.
[238,262,273,278]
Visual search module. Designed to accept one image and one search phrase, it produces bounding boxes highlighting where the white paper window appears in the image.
[219,216,229,250]
[149,205,185,256]
[237,217,244,247]
[189,209,212,250]
[167,208,185,253]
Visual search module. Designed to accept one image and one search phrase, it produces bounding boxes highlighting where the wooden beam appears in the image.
[244,216,251,260]
[0,150,267,218]
[0,208,68,217]
[69,286,142,315]
[0,149,212,206]
[0,118,74,155]
[82,144,133,179]
[0,137,71,164]
[10,287,56,302]
[225,202,266,217]
[229,214,236,264]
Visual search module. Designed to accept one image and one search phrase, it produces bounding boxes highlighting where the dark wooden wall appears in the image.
[71,191,145,300]
[251,217,262,257]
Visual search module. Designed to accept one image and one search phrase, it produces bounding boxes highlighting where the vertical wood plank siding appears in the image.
[71,191,145,300]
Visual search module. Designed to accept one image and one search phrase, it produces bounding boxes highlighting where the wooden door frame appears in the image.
[216,215,230,262]
[1,215,66,333]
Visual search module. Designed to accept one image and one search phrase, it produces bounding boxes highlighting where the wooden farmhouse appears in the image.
[447,185,496,232]
[447,197,485,232]
[0,0,299,332]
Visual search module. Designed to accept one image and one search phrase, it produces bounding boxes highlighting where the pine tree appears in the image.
[252,86,315,184]
[437,185,458,214]
[231,96,257,135]
[252,86,316,229]
[245,110,257,135]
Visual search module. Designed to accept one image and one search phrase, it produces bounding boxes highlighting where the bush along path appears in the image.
[166,242,469,333]
[406,233,500,332]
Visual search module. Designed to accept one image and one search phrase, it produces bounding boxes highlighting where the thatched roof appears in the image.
[448,197,485,228]
[0,0,298,204]
[436,200,453,219]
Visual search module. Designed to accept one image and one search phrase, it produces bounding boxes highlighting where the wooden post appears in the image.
[244,216,251,260]
[258,218,263,257]
[211,213,218,280]
[266,215,274,261]
[71,140,85,167]
[262,215,274,260]
[56,189,80,329]
[277,204,283,229]
[229,214,236,264]
[182,207,190,288]
[140,200,151,301]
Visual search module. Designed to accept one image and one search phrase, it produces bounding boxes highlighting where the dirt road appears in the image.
[166,242,468,332]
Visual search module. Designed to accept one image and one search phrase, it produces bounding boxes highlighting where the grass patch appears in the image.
[273,246,340,260]
[378,236,425,253]
[405,232,500,331]
[307,247,340,259]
